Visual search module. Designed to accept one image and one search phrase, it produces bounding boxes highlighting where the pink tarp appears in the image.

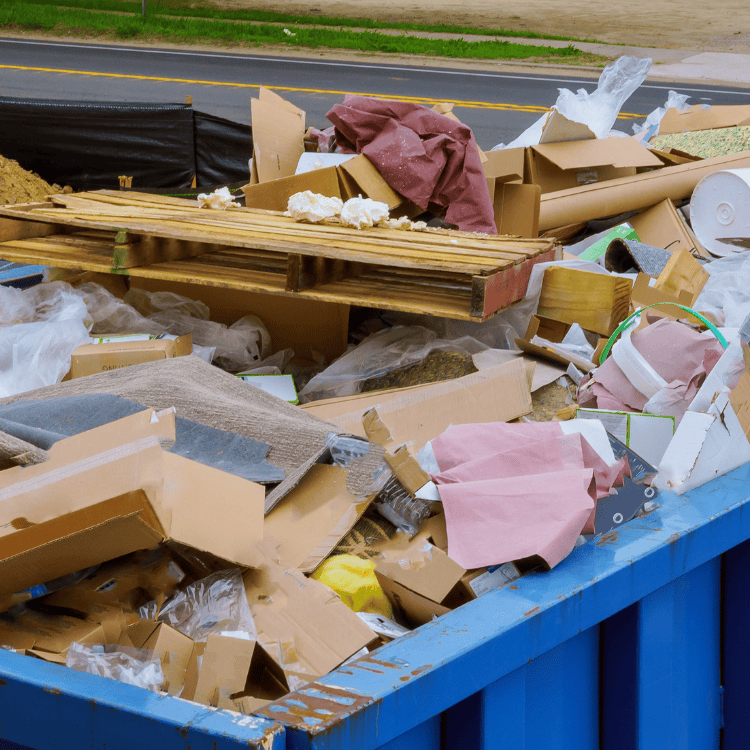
[326,96,497,234]
[431,422,628,569]
[579,318,724,421]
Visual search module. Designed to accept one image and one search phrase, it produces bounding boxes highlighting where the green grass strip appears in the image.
[1,2,582,59]
[14,0,601,43]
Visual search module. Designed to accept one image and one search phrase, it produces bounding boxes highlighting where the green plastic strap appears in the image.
[599,302,728,366]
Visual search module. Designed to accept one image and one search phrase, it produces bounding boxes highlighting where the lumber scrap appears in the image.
[0,191,561,321]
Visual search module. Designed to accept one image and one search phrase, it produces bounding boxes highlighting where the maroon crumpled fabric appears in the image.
[326,96,497,234]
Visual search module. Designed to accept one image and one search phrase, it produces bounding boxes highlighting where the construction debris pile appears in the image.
[2,54,750,714]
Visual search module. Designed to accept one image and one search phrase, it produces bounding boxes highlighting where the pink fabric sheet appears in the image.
[431,423,628,569]
[326,96,497,234]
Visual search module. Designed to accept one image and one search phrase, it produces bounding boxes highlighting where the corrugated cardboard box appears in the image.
[0,408,265,596]
[244,558,376,677]
[526,138,664,194]
[70,334,192,379]
[243,153,405,213]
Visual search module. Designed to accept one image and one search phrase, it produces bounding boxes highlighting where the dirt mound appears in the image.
[0,154,61,205]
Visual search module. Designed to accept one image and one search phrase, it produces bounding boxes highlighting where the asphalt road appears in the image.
[2,38,750,149]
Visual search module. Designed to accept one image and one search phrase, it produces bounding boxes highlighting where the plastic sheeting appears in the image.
[0,98,253,190]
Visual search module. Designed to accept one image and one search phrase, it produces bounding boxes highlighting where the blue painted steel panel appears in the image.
[444,627,599,750]
[0,650,285,750]
[379,714,441,750]
[256,464,750,749]
[604,558,721,749]
[1,463,749,748]
[722,537,750,749]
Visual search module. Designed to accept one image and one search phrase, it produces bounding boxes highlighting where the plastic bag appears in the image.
[298,325,477,402]
[373,475,431,537]
[492,56,651,149]
[325,433,391,495]
[156,569,257,642]
[75,282,162,335]
[124,288,210,320]
[311,555,393,618]
[554,56,652,140]
[695,252,750,328]
[66,642,164,692]
[632,90,691,139]
[0,283,91,398]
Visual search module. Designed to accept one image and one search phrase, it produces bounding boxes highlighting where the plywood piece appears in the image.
[537,267,633,336]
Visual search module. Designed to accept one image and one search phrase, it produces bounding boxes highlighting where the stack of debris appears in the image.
[3,54,750,715]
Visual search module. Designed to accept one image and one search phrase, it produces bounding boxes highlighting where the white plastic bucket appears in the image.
[691,168,750,257]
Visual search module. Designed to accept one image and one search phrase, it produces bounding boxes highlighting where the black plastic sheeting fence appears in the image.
[0,98,253,190]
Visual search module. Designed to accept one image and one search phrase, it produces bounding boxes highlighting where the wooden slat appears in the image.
[0,191,560,321]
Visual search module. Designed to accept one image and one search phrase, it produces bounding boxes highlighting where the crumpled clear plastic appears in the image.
[493,55,651,148]
[124,288,210,320]
[325,433,391,494]
[66,642,164,692]
[695,252,750,328]
[632,90,691,139]
[298,325,480,402]
[554,56,652,140]
[156,569,257,643]
[373,475,431,537]
[0,282,91,398]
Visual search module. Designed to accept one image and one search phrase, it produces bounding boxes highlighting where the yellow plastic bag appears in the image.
[311,554,393,619]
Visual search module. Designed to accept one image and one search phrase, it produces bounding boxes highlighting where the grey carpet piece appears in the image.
[0,357,384,510]
[605,239,673,276]
[0,394,285,485]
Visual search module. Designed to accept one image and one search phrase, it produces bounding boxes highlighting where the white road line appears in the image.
[1,37,749,97]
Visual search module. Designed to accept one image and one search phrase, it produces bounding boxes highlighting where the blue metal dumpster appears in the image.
[2,462,750,750]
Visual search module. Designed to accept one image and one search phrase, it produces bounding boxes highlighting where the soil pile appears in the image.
[0,154,60,205]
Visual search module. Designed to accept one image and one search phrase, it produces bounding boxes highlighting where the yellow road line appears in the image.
[0,63,644,118]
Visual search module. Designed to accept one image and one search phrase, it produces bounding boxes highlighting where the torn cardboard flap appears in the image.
[0,409,265,596]
[516,315,596,373]
[629,198,703,257]
[359,359,532,493]
[243,153,405,213]
[528,137,664,194]
[538,109,595,144]
[250,89,305,184]
[263,464,373,573]
[658,104,750,135]
[70,335,192,379]
[243,559,377,677]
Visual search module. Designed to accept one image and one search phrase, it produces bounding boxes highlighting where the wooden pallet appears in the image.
[0,191,560,321]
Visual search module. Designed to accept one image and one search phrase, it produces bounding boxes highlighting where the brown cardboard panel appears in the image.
[730,366,750,441]
[374,572,451,627]
[629,198,703,257]
[653,247,709,302]
[259,86,305,118]
[193,634,258,706]
[360,358,532,455]
[515,314,596,372]
[128,278,350,364]
[338,155,402,209]
[0,493,165,596]
[538,151,750,232]
[243,167,341,211]
[0,610,108,655]
[250,93,305,184]
[0,409,264,596]
[368,522,466,603]
[538,110,595,144]
[494,183,540,238]
[123,621,194,696]
[263,464,373,573]
[70,335,192,378]
[528,138,663,194]
[658,104,750,135]
[630,273,694,326]
[244,557,376,676]
[482,148,526,183]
